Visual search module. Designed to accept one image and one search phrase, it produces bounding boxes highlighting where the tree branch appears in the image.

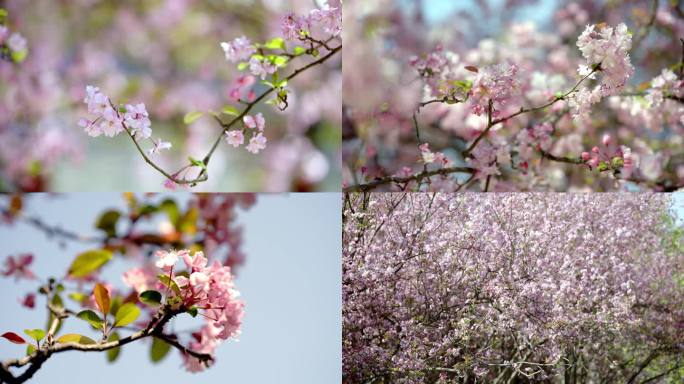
[343,166,474,192]
[120,41,341,186]
[0,304,210,384]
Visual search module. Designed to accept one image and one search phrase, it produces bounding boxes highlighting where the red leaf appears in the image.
[1,332,26,344]
[464,65,479,73]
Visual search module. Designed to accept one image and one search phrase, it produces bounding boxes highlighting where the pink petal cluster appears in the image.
[418,143,450,166]
[571,23,633,119]
[223,113,267,153]
[515,122,553,166]
[122,266,158,294]
[646,68,684,108]
[581,134,635,177]
[220,36,256,63]
[2,254,36,281]
[469,62,520,117]
[123,103,152,140]
[153,249,244,372]
[227,74,256,102]
[80,86,170,156]
[466,141,509,181]
[281,5,342,41]
[248,57,277,80]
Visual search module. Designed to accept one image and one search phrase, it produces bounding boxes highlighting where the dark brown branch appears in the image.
[0,304,210,384]
[343,166,474,192]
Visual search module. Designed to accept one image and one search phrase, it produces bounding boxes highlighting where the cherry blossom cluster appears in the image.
[151,249,244,372]
[79,86,172,156]
[580,134,635,177]
[0,9,28,63]
[570,23,634,119]
[281,4,342,42]
[343,193,684,382]
[224,112,267,154]
[515,122,553,170]
[468,62,520,117]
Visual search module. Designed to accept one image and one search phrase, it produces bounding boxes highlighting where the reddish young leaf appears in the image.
[1,332,26,344]
[94,283,111,315]
[464,65,479,73]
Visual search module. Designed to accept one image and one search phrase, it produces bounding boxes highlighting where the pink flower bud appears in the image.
[581,152,590,161]
[602,134,611,146]
[591,146,600,153]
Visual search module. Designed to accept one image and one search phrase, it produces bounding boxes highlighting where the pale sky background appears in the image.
[0,193,341,384]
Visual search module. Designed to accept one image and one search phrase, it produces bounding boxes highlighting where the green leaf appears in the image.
[23,329,45,343]
[68,292,88,304]
[221,105,240,116]
[262,37,286,50]
[56,334,96,345]
[76,310,104,329]
[26,344,35,356]
[114,303,140,327]
[183,111,204,124]
[150,337,171,363]
[107,332,121,362]
[67,249,113,278]
[187,156,207,171]
[94,283,111,315]
[109,295,122,316]
[157,274,181,295]
[11,49,27,63]
[159,199,179,225]
[237,62,249,71]
[271,55,289,67]
[139,290,162,307]
[187,307,198,317]
[293,46,306,56]
[95,210,121,237]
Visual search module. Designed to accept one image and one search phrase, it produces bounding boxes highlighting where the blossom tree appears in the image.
[343,193,684,382]
[343,0,684,192]
[0,193,255,382]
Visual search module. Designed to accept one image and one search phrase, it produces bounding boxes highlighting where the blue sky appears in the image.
[0,193,341,384]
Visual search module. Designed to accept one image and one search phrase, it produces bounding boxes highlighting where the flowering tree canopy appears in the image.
[343,193,684,382]
[343,0,684,192]
[0,193,255,382]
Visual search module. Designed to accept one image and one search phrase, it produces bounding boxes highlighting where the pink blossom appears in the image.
[220,36,256,63]
[148,138,172,155]
[469,62,520,117]
[7,32,26,53]
[2,254,36,281]
[122,267,156,293]
[243,113,265,131]
[154,250,178,271]
[124,103,152,140]
[281,12,303,41]
[248,57,277,80]
[224,130,244,148]
[245,133,267,154]
[0,26,9,44]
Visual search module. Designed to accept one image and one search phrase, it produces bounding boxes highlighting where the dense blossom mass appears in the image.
[343,193,684,383]
[144,249,244,372]
[343,1,684,192]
